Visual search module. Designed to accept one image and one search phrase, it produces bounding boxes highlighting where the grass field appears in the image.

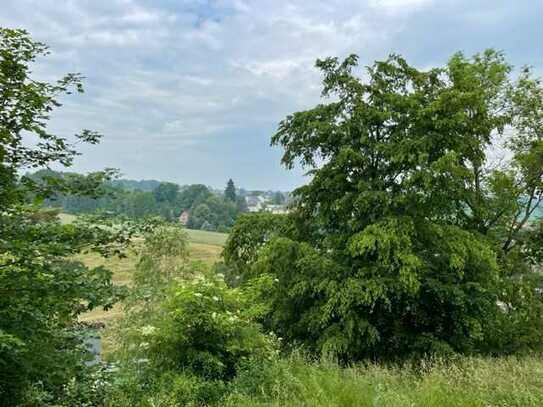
[58,212,77,224]
[70,215,226,324]
[185,228,228,246]
[78,240,223,324]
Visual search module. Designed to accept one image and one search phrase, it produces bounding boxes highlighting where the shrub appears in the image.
[111,268,277,405]
[136,272,275,380]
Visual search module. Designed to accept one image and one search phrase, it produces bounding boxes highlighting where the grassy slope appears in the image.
[58,212,77,224]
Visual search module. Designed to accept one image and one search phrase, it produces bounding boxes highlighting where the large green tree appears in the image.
[0,28,131,405]
[224,51,543,360]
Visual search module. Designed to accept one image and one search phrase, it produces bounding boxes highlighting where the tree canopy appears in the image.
[33,173,249,232]
[0,28,132,404]
[224,50,543,360]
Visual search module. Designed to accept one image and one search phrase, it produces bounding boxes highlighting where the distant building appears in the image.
[178,210,190,225]
[246,196,260,206]
[246,195,265,212]
[245,194,289,214]
[247,205,261,213]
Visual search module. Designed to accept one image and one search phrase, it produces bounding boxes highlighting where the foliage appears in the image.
[224,50,543,360]
[188,195,237,231]
[52,363,115,407]
[111,229,276,406]
[222,212,292,286]
[0,210,138,404]
[129,224,190,308]
[0,28,96,210]
[109,178,161,192]
[135,274,274,380]
[0,28,133,405]
[152,182,179,204]
[178,184,213,210]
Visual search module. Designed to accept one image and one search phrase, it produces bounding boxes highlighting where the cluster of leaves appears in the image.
[223,50,543,361]
[0,28,137,405]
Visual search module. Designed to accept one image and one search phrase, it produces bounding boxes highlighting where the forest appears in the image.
[1,28,543,406]
[27,170,289,232]
[28,169,250,232]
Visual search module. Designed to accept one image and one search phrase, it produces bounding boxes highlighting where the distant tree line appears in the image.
[29,170,249,232]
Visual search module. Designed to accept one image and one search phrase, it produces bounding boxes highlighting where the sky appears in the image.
[2,0,543,190]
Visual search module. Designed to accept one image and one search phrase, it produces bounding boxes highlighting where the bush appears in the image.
[56,364,114,407]
[110,269,277,405]
[137,272,275,380]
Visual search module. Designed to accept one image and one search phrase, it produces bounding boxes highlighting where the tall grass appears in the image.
[224,354,543,406]
[106,354,543,406]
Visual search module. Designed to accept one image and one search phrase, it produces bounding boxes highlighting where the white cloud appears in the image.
[121,7,161,24]
[0,0,539,189]
[369,0,432,15]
